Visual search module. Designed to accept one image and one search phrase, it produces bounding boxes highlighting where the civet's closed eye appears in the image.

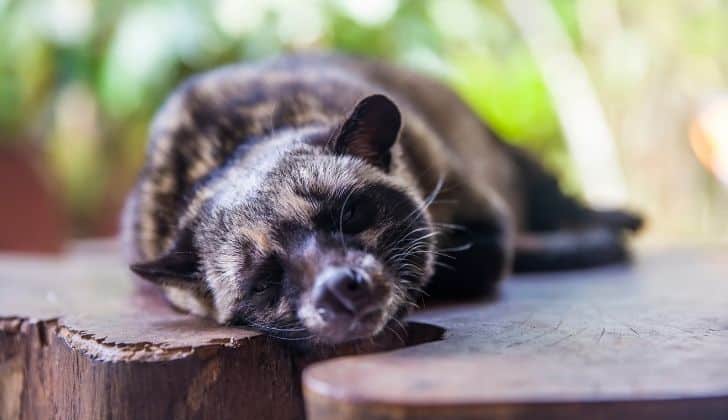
[340,196,377,234]
[252,282,269,294]
[249,256,284,295]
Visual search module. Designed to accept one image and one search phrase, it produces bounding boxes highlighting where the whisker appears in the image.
[390,317,407,333]
[433,222,467,231]
[240,321,308,332]
[439,242,473,253]
[337,188,356,246]
[269,335,316,342]
[434,261,455,271]
[385,325,406,346]
[402,173,446,224]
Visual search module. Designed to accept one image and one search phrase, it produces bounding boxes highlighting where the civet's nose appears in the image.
[314,267,375,317]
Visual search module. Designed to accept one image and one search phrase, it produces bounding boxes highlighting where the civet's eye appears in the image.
[250,255,284,297]
[252,282,269,294]
[340,196,376,234]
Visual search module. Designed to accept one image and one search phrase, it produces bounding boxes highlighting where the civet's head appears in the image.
[132,95,436,344]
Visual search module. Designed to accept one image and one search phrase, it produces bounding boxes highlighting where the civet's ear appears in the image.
[331,94,402,170]
[130,228,202,289]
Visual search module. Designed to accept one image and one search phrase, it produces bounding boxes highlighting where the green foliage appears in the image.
[0,0,580,234]
[5,0,723,236]
[449,51,560,148]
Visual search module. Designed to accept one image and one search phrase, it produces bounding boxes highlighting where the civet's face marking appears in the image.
[132,95,436,344]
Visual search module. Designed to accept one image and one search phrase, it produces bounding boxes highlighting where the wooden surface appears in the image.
[304,247,728,419]
[0,241,439,420]
[2,244,728,420]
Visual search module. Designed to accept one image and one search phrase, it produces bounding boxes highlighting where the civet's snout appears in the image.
[301,263,390,343]
[313,267,379,318]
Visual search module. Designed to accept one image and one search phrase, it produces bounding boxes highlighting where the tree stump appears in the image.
[303,247,728,419]
[3,244,728,419]
[0,242,440,420]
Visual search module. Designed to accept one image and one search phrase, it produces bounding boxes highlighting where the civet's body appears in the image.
[123,55,640,343]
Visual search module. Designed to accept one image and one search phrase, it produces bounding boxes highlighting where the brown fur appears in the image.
[122,54,641,343]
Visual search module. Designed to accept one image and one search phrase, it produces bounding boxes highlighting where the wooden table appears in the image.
[1,244,727,419]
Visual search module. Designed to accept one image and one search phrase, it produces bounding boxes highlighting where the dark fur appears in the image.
[122,54,641,343]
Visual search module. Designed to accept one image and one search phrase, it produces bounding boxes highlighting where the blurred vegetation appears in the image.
[1,0,727,241]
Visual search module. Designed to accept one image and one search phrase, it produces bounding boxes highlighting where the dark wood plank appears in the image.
[303,247,728,420]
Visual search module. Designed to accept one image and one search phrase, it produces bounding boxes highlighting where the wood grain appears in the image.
[4,244,727,419]
[0,242,440,420]
[303,247,728,419]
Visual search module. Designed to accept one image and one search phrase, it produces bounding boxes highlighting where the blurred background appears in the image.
[1,0,727,253]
